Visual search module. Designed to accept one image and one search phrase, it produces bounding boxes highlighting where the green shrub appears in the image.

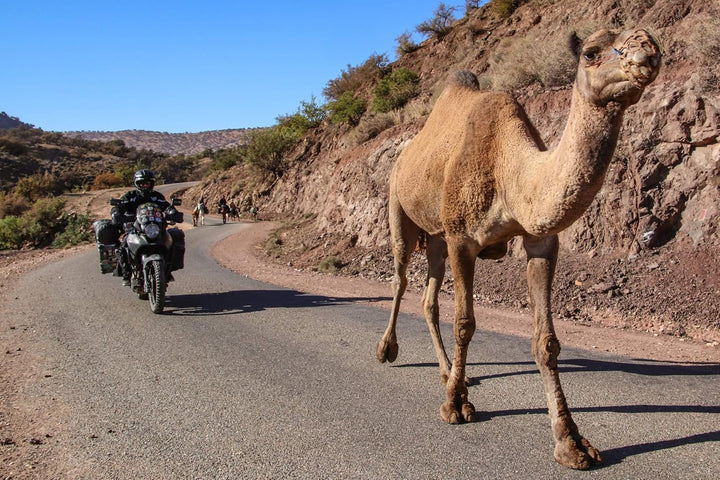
[327,92,368,126]
[52,212,93,248]
[372,68,420,113]
[0,215,28,249]
[318,256,344,273]
[0,196,94,250]
[244,126,299,178]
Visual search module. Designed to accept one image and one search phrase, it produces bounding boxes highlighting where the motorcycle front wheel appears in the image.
[147,259,166,314]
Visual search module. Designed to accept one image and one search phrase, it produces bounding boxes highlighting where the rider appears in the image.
[94,169,180,284]
[218,195,228,213]
[111,169,173,224]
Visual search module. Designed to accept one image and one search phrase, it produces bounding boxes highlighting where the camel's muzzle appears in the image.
[620,30,662,87]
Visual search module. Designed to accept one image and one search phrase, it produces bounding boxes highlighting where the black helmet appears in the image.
[133,169,155,195]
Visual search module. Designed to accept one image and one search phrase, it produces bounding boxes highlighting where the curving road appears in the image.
[4,216,720,479]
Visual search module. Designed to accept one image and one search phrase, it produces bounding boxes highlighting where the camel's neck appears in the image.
[514,87,625,236]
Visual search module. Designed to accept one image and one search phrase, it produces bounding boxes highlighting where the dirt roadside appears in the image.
[212,221,720,364]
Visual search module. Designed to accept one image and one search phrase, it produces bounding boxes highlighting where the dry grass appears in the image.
[479,28,592,92]
[690,18,720,93]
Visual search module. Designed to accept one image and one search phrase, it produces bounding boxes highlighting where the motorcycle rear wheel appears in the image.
[147,259,166,314]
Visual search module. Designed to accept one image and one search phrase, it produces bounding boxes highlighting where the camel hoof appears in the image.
[376,339,399,363]
[440,400,477,424]
[554,435,602,470]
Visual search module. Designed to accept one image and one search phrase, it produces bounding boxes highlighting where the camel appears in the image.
[376,28,661,469]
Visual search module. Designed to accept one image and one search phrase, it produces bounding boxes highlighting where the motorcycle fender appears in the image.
[141,254,165,289]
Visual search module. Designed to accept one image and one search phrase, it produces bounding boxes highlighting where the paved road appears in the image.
[6,217,720,479]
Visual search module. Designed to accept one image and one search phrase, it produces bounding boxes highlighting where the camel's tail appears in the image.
[449,70,480,91]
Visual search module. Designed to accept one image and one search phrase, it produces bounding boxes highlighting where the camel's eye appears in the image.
[583,50,599,62]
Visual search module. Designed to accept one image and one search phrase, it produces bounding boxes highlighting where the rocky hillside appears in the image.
[66,128,254,155]
[186,0,719,344]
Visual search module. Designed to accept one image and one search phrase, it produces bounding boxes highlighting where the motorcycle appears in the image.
[110,197,184,314]
[219,203,229,224]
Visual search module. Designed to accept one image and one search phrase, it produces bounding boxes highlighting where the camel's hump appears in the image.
[448,70,480,91]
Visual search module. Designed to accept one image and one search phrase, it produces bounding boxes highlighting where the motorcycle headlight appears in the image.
[144,222,161,239]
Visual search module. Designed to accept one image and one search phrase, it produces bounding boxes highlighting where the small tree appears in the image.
[416,3,457,39]
[244,126,299,179]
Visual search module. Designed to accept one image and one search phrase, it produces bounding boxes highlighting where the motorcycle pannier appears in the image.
[93,219,119,245]
[168,227,185,271]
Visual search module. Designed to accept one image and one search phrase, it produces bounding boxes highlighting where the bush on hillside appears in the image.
[244,126,300,178]
[0,196,71,249]
[323,54,389,102]
[691,18,720,93]
[490,0,526,18]
[416,3,457,39]
[372,68,420,113]
[91,172,125,190]
[481,31,576,91]
[14,172,60,201]
[52,212,94,248]
[0,192,31,218]
[277,96,327,136]
[396,32,420,57]
[327,92,368,126]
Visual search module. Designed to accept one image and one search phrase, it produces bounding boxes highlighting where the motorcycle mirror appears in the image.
[172,197,182,206]
[110,198,120,206]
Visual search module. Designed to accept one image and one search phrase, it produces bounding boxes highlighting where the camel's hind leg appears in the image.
[524,234,601,470]
[377,196,419,364]
[421,235,455,384]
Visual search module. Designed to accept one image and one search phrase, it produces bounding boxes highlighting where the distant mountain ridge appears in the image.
[64,128,256,155]
[0,112,32,130]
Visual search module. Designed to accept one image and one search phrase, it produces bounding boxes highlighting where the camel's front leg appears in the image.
[524,235,601,470]
[440,241,479,424]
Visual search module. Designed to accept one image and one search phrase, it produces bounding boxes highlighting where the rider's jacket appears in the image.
[111,190,171,225]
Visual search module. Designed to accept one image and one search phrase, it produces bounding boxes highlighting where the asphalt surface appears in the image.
[5,217,720,479]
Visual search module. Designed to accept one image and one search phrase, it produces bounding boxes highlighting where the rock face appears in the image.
[257,0,720,256]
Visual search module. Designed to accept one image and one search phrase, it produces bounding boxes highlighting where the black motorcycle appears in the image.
[111,198,184,313]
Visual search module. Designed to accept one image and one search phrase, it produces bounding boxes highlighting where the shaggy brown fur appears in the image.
[376,28,661,469]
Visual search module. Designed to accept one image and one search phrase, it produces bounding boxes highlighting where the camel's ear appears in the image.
[568,31,583,59]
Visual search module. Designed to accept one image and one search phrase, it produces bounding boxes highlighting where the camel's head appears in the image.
[571,28,661,107]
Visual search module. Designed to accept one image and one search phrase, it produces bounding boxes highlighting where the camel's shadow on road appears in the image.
[165,288,390,316]
[396,357,720,469]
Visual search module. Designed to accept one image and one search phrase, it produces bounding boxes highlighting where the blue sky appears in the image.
[2,1,469,133]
